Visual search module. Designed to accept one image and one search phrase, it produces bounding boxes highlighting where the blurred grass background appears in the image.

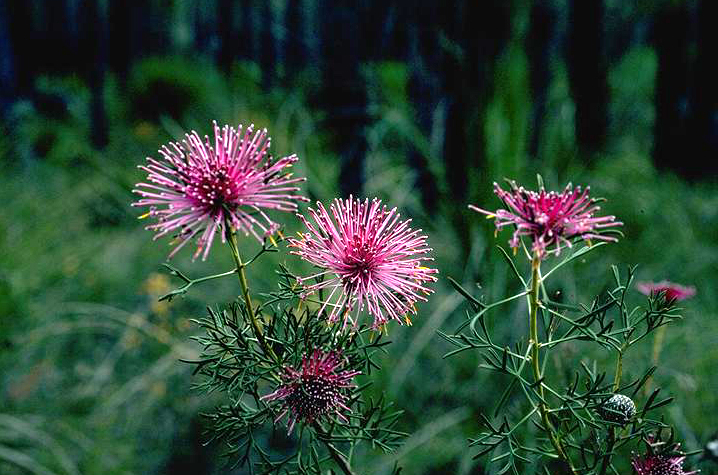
[1,1,717,474]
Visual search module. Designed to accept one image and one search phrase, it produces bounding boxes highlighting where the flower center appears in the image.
[288,375,340,420]
[341,238,377,287]
[184,164,244,215]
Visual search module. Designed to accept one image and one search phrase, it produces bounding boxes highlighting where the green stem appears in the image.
[314,424,355,475]
[598,428,616,475]
[613,348,624,392]
[644,325,667,396]
[529,255,576,474]
[225,222,278,364]
[326,441,355,475]
[600,345,628,475]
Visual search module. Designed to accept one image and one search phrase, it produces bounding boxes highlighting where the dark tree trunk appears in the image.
[526,3,557,158]
[45,0,75,74]
[407,0,440,214]
[437,0,510,248]
[439,1,470,203]
[108,0,132,81]
[80,0,108,149]
[363,0,401,61]
[320,0,367,197]
[0,0,15,114]
[6,0,36,96]
[685,0,718,178]
[238,0,254,60]
[217,0,235,74]
[193,2,215,57]
[440,0,510,200]
[652,3,690,174]
[567,0,608,153]
[260,0,275,88]
[284,0,306,79]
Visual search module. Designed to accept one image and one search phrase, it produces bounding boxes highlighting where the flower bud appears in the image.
[599,394,636,425]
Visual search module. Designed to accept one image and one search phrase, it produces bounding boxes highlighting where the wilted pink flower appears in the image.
[132,121,308,260]
[262,350,360,434]
[289,196,438,329]
[636,281,696,302]
[469,180,622,258]
[632,451,699,475]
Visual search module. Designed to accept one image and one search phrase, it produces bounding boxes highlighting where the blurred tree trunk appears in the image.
[567,0,608,154]
[0,0,15,114]
[46,0,75,74]
[652,3,690,174]
[217,0,235,74]
[260,0,276,88]
[320,0,367,197]
[686,0,718,177]
[440,1,470,203]
[363,0,400,61]
[407,0,440,214]
[80,0,108,148]
[526,3,556,158]
[238,0,254,60]
[193,2,215,57]
[6,0,36,96]
[284,0,307,79]
[108,0,131,82]
[438,0,510,248]
[440,0,510,200]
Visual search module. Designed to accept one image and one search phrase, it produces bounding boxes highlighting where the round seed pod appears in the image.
[599,394,636,425]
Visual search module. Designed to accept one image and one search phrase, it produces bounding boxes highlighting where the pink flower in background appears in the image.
[289,196,438,329]
[632,451,699,475]
[133,121,308,260]
[262,350,360,434]
[469,180,622,258]
[636,281,696,302]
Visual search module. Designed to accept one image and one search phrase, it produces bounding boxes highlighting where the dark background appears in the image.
[1,1,717,474]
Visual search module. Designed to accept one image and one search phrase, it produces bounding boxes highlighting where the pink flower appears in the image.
[636,281,696,302]
[262,350,360,434]
[132,121,308,260]
[632,451,699,475]
[289,197,438,329]
[469,180,622,258]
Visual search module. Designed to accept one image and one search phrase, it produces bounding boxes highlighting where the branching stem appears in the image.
[529,255,576,474]
[314,424,356,475]
[225,221,278,364]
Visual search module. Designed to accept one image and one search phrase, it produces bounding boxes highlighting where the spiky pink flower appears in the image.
[632,451,699,475]
[469,180,622,258]
[636,281,696,302]
[132,121,308,260]
[262,350,360,434]
[289,197,438,329]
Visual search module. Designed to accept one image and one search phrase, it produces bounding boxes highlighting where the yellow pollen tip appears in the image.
[138,212,151,219]
[485,214,496,219]
[513,247,518,256]
[404,315,413,326]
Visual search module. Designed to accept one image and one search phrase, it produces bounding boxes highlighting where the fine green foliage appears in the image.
[443,254,690,474]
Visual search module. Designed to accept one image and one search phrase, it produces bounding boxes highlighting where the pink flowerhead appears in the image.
[262,350,360,434]
[636,281,696,302]
[469,180,622,258]
[632,451,699,475]
[289,196,438,329]
[132,121,308,260]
